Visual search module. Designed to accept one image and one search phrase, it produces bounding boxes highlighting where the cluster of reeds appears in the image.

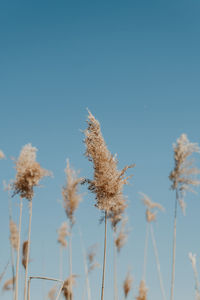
[1,112,200,300]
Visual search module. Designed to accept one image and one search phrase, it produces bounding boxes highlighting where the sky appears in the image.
[1,0,200,299]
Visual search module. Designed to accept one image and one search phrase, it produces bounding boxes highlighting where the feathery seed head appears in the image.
[22,240,29,269]
[123,271,133,298]
[12,144,51,200]
[169,134,200,192]
[139,193,164,211]
[9,220,19,250]
[136,280,148,300]
[146,209,157,223]
[87,244,100,273]
[57,222,69,247]
[0,150,5,159]
[48,285,57,300]
[62,275,77,300]
[115,217,128,252]
[62,159,82,226]
[84,110,134,213]
[2,277,15,291]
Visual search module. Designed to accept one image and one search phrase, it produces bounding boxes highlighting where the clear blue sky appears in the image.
[1,0,200,299]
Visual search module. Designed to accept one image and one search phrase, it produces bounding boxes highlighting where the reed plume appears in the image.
[115,217,128,253]
[62,159,82,227]
[48,285,57,300]
[9,220,19,251]
[87,244,99,273]
[57,222,69,248]
[57,222,69,279]
[12,143,51,300]
[189,253,200,297]
[169,134,200,300]
[84,111,134,300]
[136,280,148,300]
[62,275,77,300]
[22,241,29,269]
[123,271,133,299]
[0,150,5,159]
[2,277,15,291]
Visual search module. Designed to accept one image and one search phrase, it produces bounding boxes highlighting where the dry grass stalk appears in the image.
[84,111,134,300]
[62,275,77,300]
[12,143,51,200]
[169,134,200,300]
[57,222,69,247]
[115,217,128,253]
[0,150,5,159]
[22,241,29,269]
[15,197,23,300]
[10,220,19,251]
[3,277,15,291]
[123,271,133,298]
[136,280,148,300]
[62,159,82,226]
[48,285,57,300]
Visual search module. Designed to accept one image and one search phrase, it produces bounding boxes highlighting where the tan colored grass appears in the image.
[0,150,5,159]
[12,143,51,200]
[62,275,77,300]
[139,193,164,211]
[62,159,82,226]
[146,209,157,223]
[9,219,19,250]
[22,240,29,269]
[84,110,134,213]
[169,134,200,212]
[115,217,128,253]
[123,271,133,298]
[2,277,15,291]
[136,280,148,300]
[87,244,99,273]
[57,222,69,247]
[48,285,57,300]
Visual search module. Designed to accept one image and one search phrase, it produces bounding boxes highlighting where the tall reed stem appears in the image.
[15,197,23,300]
[8,198,16,300]
[113,231,118,300]
[27,276,64,300]
[68,225,73,300]
[143,222,149,280]
[170,189,178,300]
[24,200,32,300]
[150,223,166,300]
[101,211,107,300]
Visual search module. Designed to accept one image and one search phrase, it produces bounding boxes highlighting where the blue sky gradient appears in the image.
[1,1,200,299]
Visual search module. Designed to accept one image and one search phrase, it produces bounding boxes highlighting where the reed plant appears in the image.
[83,111,134,300]
[12,143,51,300]
[169,134,200,300]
